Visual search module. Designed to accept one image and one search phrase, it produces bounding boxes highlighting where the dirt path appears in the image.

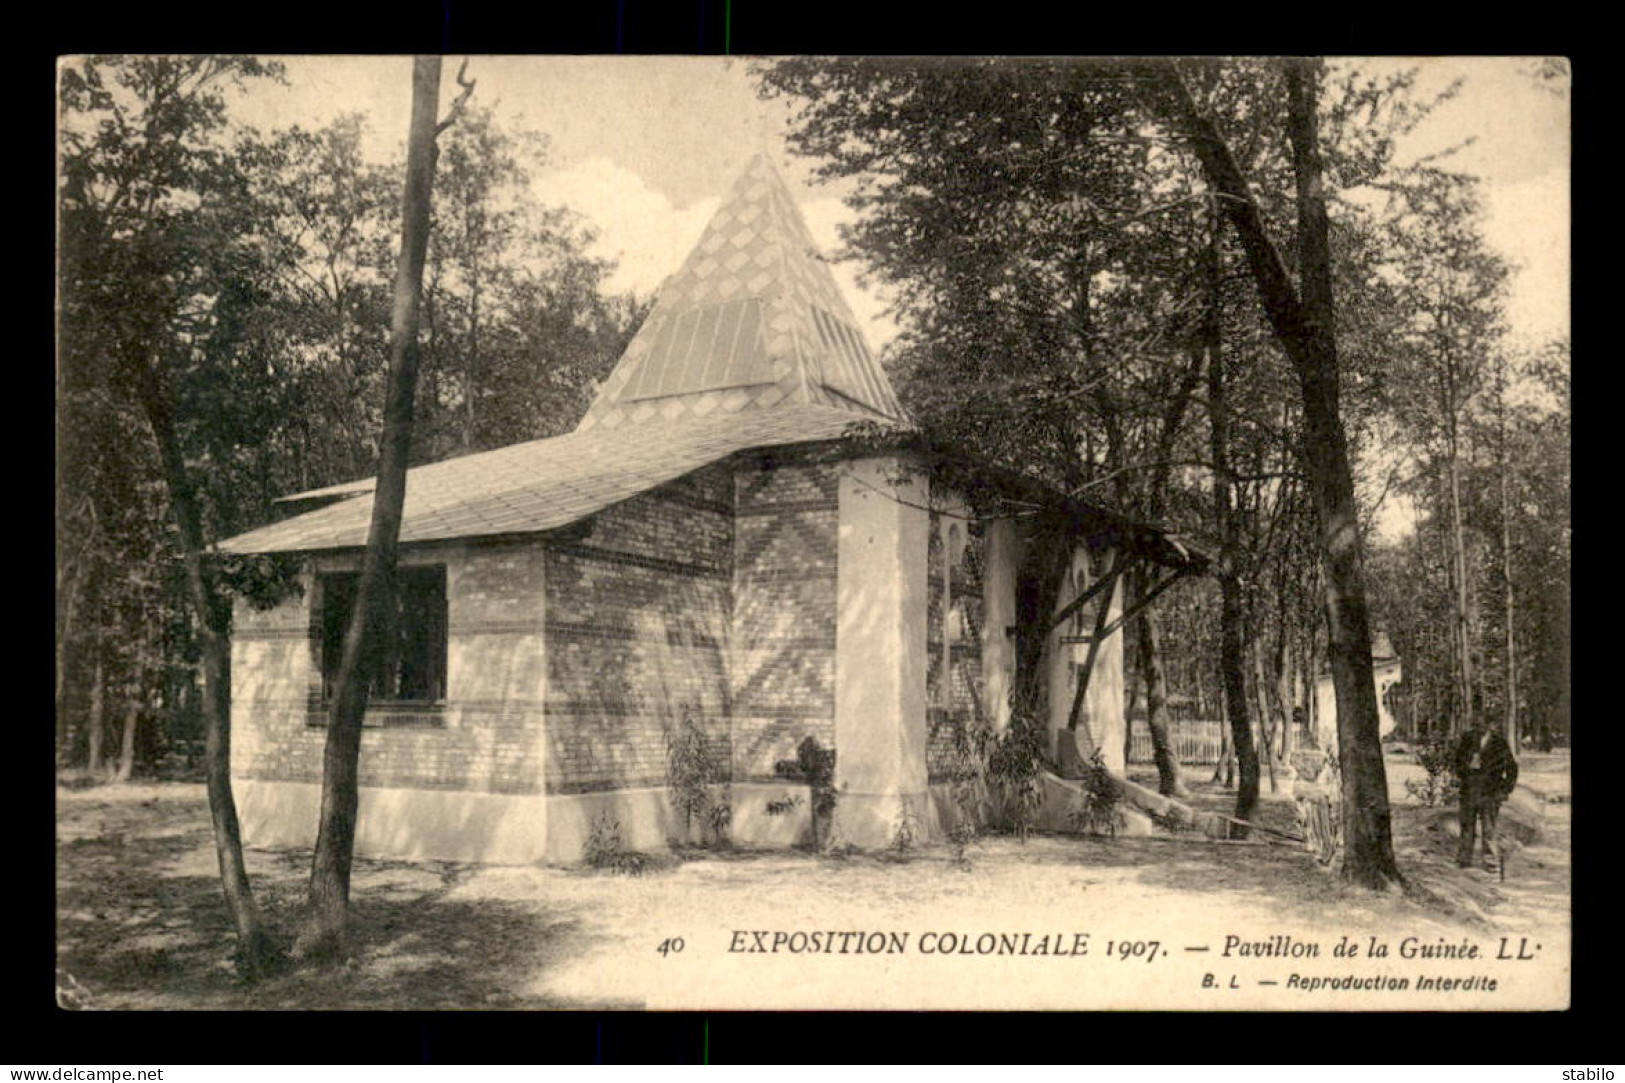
[57,757,1569,1010]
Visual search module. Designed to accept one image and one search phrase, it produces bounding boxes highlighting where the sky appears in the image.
[227,56,1570,540]
[232,55,1570,360]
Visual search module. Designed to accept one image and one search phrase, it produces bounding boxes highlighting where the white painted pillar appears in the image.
[834,455,930,848]
[1045,545,1127,775]
[1086,547,1126,774]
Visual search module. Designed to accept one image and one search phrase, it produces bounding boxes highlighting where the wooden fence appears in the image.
[1127,719,1321,765]
[1127,719,1225,765]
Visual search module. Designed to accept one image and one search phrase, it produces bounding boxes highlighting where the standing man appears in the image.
[1454,716,1519,872]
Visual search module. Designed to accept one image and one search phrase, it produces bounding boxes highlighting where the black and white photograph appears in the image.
[55,54,1571,1012]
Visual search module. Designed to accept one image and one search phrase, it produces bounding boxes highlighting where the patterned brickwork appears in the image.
[231,542,550,795]
[543,467,734,794]
[731,461,839,780]
[948,523,988,772]
[926,516,950,778]
[926,514,988,782]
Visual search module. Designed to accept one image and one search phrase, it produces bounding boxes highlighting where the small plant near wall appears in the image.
[1069,749,1125,838]
[986,712,1046,841]
[764,794,803,816]
[774,736,839,852]
[665,711,729,848]
[704,799,733,849]
[944,761,984,868]
[583,812,648,875]
[886,798,921,858]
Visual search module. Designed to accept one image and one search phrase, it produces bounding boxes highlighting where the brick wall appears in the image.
[542,467,733,794]
[926,514,949,778]
[232,456,856,805]
[730,460,840,780]
[231,540,549,795]
[926,507,987,782]
[948,520,988,769]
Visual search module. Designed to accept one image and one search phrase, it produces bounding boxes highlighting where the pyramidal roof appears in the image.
[576,154,905,432]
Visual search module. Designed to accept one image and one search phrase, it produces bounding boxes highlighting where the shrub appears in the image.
[1069,749,1125,837]
[775,736,839,851]
[986,713,1046,841]
[1405,734,1459,808]
[888,799,921,856]
[666,712,727,846]
[583,813,647,876]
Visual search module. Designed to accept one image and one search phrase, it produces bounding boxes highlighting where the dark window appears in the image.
[318,566,447,704]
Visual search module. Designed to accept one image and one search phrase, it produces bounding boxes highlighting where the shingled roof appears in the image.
[575,153,904,431]
[218,404,894,554]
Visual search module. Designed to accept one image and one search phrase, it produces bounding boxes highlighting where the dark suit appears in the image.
[1454,727,1518,868]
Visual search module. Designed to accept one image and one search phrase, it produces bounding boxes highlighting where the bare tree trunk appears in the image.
[1276,628,1298,764]
[1136,594,1189,796]
[87,648,105,776]
[1281,61,1401,888]
[1497,357,1519,755]
[129,357,278,975]
[1203,198,1259,830]
[304,57,450,961]
[1140,57,1401,888]
[464,248,481,452]
[115,706,138,782]
[1446,426,1476,733]
[1252,642,1278,794]
[115,617,147,783]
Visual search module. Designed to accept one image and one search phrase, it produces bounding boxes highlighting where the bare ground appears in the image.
[56,751,1570,1010]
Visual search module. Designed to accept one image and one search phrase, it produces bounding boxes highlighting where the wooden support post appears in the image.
[1046,564,1121,635]
[1066,549,1125,733]
[1098,569,1186,642]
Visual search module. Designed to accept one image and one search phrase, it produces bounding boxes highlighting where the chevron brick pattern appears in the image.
[928,519,989,782]
[730,462,840,779]
[542,467,734,794]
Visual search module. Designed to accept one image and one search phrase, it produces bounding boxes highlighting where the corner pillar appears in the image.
[833,456,930,848]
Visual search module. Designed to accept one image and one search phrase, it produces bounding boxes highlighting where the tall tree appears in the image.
[302,56,470,961]
[1377,173,1509,735]
[1131,57,1403,888]
[59,55,288,972]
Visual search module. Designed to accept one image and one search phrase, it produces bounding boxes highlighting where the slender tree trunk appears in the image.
[128,355,277,975]
[1252,641,1278,794]
[1446,423,1476,733]
[1276,627,1297,764]
[56,564,84,761]
[87,647,105,776]
[304,57,447,960]
[1136,595,1189,796]
[1203,198,1259,829]
[1133,348,1203,798]
[115,616,147,783]
[115,703,139,783]
[1497,358,1519,755]
[465,253,480,452]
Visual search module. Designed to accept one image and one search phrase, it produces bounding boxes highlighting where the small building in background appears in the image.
[1312,632,1404,747]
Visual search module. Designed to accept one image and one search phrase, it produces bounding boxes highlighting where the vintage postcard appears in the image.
[56,55,1570,1012]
